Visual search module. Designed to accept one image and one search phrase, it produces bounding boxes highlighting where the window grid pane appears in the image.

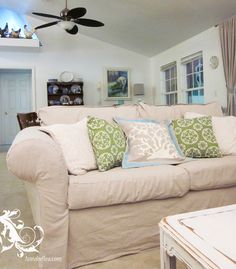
[186,88,204,104]
[165,92,178,105]
[165,69,170,80]
[166,94,170,105]
[184,55,204,104]
[163,64,178,105]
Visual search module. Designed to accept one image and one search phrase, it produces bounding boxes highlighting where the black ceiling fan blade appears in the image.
[66,25,79,35]
[35,21,59,30]
[67,7,87,19]
[32,12,62,20]
[74,18,104,27]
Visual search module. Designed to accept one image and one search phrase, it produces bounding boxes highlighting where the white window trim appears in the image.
[181,51,203,65]
[161,62,178,105]
[181,52,204,104]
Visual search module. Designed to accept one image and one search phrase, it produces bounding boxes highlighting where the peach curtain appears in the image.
[219,16,236,115]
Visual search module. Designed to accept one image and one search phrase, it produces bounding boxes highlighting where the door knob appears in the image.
[4,112,8,115]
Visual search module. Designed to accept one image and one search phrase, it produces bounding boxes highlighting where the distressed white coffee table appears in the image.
[159,204,236,269]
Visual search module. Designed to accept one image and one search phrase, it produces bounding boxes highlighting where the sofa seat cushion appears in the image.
[179,156,236,190]
[68,165,190,209]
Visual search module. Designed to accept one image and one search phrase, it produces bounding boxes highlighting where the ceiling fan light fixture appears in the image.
[33,0,104,35]
[58,21,75,30]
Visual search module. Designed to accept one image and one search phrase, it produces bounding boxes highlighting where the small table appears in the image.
[159,204,236,269]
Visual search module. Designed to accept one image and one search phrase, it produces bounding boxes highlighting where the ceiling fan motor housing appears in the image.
[60,8,70,19]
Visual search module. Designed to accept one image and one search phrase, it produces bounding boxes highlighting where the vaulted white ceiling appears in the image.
[1,0,236,56]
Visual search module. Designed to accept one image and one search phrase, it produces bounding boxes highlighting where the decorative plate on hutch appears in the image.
[60,95,70,105]
[60,71,74,82]
[71,84,82,94]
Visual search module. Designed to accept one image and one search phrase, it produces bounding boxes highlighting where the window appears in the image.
[182,52,204,104]
[161,62,177,105]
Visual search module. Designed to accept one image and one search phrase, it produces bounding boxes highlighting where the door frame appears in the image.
[0,65,36,111]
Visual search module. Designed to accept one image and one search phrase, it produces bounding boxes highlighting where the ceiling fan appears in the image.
[32,0,104,35]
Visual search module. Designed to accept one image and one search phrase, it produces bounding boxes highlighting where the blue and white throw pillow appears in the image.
[114,118,185,169]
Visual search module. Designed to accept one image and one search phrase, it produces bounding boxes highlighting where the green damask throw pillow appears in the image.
[172,116,221,158]
[87,117,126,171]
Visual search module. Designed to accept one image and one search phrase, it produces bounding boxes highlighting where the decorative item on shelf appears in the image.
[48,84,60,94]
[210,56,219,69]
[133,83,145,96]
[49,100,61,105]
[0,23,9,38]
[9,28,21,38]
[104,68,131,101]
[53,85,60,94]
[74,97,83,105]
[24,25,35,39]
[47,81,84,106]
[71,84,81,94]
[73,73,82,82]
[48,85,54,94]
[60,95,70,105]
[60,71,74,82]
[48,79,58,83]
[133,83,145,103]
[62,87,69,94]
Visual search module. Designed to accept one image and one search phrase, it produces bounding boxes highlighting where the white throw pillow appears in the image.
[184,112,236,156]
[40,117,97,175]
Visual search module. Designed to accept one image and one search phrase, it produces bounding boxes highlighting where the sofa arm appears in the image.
[7,127,69,269]
[7,126,68,183]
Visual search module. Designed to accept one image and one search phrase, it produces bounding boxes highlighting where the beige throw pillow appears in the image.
[115,118,185,168]
[40,117,97,175]
[184,112,236,156]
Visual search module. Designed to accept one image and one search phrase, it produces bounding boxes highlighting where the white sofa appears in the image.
[7,102,236,269]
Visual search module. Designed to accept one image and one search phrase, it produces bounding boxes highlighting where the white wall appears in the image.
[0,17,151,110]
[150,27,227,107]
[0,18,228,110]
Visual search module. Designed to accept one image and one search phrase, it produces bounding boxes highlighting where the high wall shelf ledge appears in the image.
[0,38,42,48]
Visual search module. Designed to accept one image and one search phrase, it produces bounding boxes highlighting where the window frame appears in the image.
[161,62,178,106]
[181,52,204,104]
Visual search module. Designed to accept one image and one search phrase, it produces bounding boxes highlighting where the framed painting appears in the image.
[104,68,131,100]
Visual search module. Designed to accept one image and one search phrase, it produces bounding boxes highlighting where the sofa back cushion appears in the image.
[38,105,139,126]
[173,102,223,118]
[138,102,223,121]
[76,105,139,122]
[38,102,223,126]
[138,102,176,121]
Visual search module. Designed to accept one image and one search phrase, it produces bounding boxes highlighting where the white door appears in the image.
[0,69,32,146]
